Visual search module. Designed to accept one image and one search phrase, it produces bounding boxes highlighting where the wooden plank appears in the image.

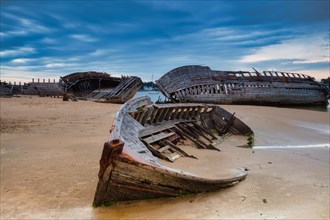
[176,123,219,151]
[161,140,197,159]
[141,108,153,126]
[142,132,176,144]
[221,112,236,134]
[176,123,198,139]
[177,108,186,120]
[164,108,174,121]
[139,121,176,137]
[136,109,147,123]
[192,122,217,140]
[166,152,182,162]
[172,108,181,120]
[187,123,213,143]
[154,108,165,123]
[153,103,207,109]
[160,108,171,121]
[158,145,171,153]
[143,142,167,160]
[148,108,159,125]
[173,125,207,149]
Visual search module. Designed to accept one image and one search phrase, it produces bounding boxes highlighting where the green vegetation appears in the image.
[247,134,254,148]
[140,81,158,91]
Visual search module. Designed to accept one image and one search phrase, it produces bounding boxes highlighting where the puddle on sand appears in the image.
[290,120,330,135]
[254,143,330,149]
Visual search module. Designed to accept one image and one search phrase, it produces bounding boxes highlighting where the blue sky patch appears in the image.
[1,0,329,82]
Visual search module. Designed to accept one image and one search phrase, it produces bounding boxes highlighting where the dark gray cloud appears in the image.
[1,0,329,81]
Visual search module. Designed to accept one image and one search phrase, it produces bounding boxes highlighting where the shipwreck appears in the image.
[93,96,253,206]
[156,65,328,106]
[7,71,142,103]
[61,71,142,103]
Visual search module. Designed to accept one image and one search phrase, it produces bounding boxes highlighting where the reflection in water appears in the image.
[279,99,330,112]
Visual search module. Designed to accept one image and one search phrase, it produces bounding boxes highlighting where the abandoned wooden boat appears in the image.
[60,71,142,103]
[0,81,21,96]
[21,80,64,97]
[156,65,328,106]
[93,96,253,206]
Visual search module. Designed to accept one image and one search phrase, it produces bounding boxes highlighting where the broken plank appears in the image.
[139,121,176,137]
[142,132,176,144]
[162,139,197,159]
[158,145,171,153]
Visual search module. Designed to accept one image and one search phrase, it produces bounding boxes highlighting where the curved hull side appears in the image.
[182,93,328,106]
[156,65,328,106]
[93,140,247,206]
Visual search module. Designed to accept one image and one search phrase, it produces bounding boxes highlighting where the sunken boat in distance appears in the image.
[61,71,142,103]
[156,65,328,106]
[93,96,253,206]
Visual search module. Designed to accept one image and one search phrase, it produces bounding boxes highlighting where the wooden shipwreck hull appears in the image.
[61,71,142,103]
[0,81,21,96]
[21,82,64,97]
[93,96,253,206]
[156,65,328,106]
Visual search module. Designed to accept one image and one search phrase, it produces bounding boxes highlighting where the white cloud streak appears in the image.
[240,34,329,64]
[0,47,36,57]
[70,34,97,42]
[11,58,33,64]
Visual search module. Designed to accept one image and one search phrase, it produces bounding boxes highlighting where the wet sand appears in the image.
[1,96,329,219]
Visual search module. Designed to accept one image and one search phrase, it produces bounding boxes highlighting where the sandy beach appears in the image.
[0,96,329,219]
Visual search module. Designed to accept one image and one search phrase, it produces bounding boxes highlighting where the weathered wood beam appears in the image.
[161,139,197,159]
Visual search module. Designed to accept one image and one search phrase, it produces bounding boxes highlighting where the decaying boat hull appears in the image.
[93,96,253,206]
[156,65,328,106]
[93,140,247,206]
[61,71,142,103]
[93,76,143,103]
[175,93,327,106]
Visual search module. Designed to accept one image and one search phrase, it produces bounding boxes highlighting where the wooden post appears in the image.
[93,139,124,207]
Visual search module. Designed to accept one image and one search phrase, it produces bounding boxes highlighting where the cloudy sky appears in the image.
[1,0,329,82]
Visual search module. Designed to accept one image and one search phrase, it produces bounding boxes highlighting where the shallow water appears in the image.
[133,91,165,102]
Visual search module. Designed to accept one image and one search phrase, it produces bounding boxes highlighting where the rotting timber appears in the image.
[0,81,21,96]
[61,71,142,103]
[156,65,328,106]
[1,71,142,103]
[93,96,253,206]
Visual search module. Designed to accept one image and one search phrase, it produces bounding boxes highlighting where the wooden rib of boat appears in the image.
[93,96,253,206]
[156,65,328,106]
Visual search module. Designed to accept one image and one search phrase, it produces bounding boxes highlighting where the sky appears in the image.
[1,0,329,82]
